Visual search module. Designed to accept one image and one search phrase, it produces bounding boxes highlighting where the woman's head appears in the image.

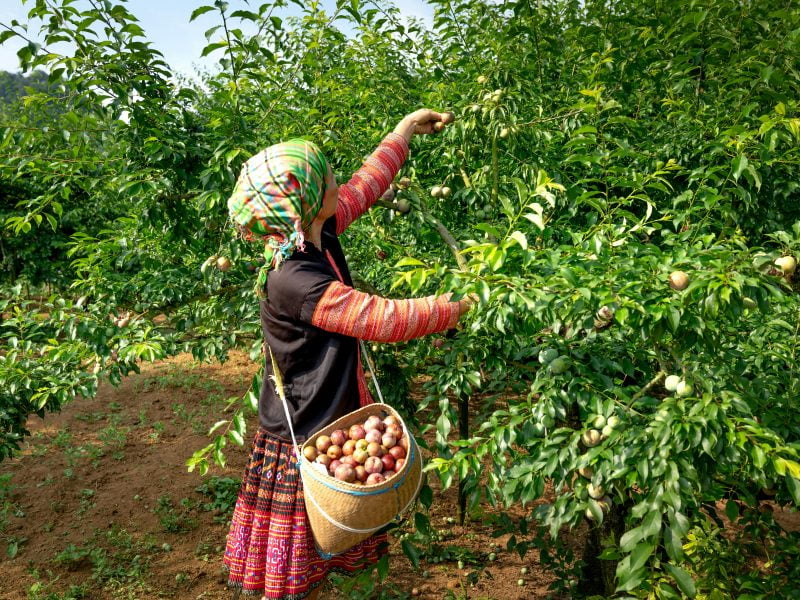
[228,138,331,270]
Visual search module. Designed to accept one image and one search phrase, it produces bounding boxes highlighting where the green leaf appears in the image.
[619,525,643,552]
[401,538,419,568]
[666,564,696,598]
[731,154,748,181]
[190,5,216,21]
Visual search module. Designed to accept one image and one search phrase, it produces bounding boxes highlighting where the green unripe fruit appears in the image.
[743,296,757,309]
[477,75,487,84]
[395,198,411,214]
[499,127,510,139]
[601,424,614,438]
[548,356,570,374]
[517,579,525,587]
[520,567,528,575]
[676,380,693,397]
[488,552,497,561]
[538,348,559,364]
[607,416,621,428]
[588,483,605,499]
[593,415,606,428]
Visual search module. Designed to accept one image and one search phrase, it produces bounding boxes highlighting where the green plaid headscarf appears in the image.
[228,139,329,296]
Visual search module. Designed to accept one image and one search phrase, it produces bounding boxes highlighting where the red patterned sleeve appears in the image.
[335,133,409,235]
[310,281,464,342]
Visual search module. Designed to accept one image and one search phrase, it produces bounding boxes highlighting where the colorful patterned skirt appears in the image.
[223,427,389,598]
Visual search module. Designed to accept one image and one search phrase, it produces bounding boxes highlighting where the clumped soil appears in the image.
[0,353,560,600]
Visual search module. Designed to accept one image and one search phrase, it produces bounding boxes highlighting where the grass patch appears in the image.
[53,526,156,595]
[153,495,198,533]
[196,475,240,523]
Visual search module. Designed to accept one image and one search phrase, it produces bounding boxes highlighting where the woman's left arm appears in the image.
[335,109,449,235]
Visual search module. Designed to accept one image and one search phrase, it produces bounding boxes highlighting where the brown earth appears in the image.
[0,352,562,600]
[1,353,797,599]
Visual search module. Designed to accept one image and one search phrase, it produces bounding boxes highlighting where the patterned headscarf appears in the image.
[228,139,329,297]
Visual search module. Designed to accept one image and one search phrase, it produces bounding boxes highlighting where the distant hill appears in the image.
[0,70,50,104]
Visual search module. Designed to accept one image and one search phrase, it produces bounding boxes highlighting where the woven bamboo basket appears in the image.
[299,403,423,557]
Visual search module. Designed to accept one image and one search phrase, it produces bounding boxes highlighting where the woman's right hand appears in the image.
[393,109,451,140]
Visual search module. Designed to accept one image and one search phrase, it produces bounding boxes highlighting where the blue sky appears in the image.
[0,1,434,76]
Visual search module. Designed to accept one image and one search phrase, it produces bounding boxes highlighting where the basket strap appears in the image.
[268,346,303,463]
[359,340,385,404]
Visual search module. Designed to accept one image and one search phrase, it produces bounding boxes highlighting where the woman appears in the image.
[224,109,472,599]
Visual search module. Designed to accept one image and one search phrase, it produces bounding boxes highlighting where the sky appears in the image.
[0,0,434,76]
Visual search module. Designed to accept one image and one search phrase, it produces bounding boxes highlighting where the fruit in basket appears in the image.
[327,445,343,459]
[348,424,366,440]
[316,435,332,453]
[366,473,385,485]
[365,429,383,444]
[328,459,341,474]
[303,446,318,461]
[355,439,369,452]
[315,454,331,468]
[383,415,400,427]
[355,465,368,482]
[330,429,347,446]
[365,456,383,474]
[381,454,396,471]
[367,442,383,457]
[353,448,368,464]
[342,439,356,456]
[395,458,405,471]
[364,415,385,432]
[389,445,406,461]
[385,423,403,439]
[335,464,356,483]
[382,433,397,448]
[382,470,395,479]
[340,455,357,467]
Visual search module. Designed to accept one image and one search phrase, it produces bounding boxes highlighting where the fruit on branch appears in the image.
[477,75,487,84]
[395,198,411,214]
[433,121,446,133]
[548,356,570,374]
[216,256,232,271]
[499,127,510,139]
[381,187,396,202]
[431,186,443,198]
[668,270,689,290]
[775,255,796,275]
[538,348,559,364]
[593,305,615,330]
[588,483,605,499]
[581,429,602,447]
[397,176,411,189]
[578,466,593,479]
[664,375,681,392]
[607,416,621,429]
[675,380,693,397]
[441,111,455,125]
[440,186,452,198]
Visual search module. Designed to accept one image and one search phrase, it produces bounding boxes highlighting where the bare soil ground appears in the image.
[0,352,564,600]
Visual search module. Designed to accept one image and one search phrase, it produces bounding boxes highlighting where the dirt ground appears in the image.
[0,352,562,600]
